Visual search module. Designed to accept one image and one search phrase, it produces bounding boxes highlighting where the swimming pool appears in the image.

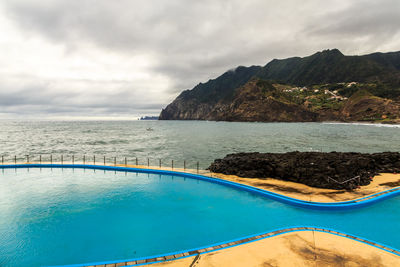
[0,165,399,266]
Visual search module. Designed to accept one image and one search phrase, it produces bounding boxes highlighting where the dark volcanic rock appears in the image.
[208,152,400,190]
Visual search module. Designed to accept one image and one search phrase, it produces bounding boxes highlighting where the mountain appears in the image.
[159,65,261,120]
[159,49,400,122]
[256,49,399,85]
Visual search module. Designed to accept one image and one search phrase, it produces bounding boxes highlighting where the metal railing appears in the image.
[0,154,205,174]
[327,175,361,185]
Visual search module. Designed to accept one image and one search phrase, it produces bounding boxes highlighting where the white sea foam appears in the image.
[322,122,400,128]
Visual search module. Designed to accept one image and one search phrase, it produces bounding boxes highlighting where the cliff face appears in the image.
[159,49,400,122]
[340,90,400,122]
[159,65,261,120]
[158,97,213,120]
[204,80,318,122]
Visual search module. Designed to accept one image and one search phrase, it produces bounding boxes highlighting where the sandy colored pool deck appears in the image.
[148,230,400,267]
[210,172,400,203]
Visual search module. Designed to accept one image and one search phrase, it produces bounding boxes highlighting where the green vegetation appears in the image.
[367,83,400,99]
[256,49,400,87]
[254,79,348,111]
[336,82,400,99]
[256,79,276,93]
[179,65,261,103]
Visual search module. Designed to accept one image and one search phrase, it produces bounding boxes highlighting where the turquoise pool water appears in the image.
[0,167,399,266]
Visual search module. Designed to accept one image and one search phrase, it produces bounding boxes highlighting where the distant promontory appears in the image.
[139,116,159,120]
[159,49,400,123]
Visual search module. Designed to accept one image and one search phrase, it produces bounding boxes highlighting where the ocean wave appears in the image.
[322,122,400,128]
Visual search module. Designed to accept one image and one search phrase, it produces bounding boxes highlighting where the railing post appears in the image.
[26,155,29,163]
[136,157,138,166]
[125,157,127,166]
[172,160,174,169]
[14,155,16,164]
[83,155,85,165]
[104,156,106,165]
[39,155,42,164]
[50,154,52,164]
[114,157,116,166]
[184,160,186,170]
[61,155,63,164]
[94,155,96,165]
[147,158,149,167]
[1,155,3,164]
[197,162,199,173]
[159,159,161,168]
[72,155,74,164]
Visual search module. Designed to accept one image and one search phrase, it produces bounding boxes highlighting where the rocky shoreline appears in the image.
[208,152,400,190]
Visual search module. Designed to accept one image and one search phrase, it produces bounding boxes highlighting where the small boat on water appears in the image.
[146,127,154,131]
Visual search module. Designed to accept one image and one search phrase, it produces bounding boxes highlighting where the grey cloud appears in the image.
[1,0,400,117]
[303,0,400,52]
[0,79,164,116]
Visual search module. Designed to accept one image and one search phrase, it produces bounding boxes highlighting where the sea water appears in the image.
[0,120,399,169]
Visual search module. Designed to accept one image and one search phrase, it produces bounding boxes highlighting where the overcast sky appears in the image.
[0,0,399,119]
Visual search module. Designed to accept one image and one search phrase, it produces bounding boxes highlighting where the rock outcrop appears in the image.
[340,90,400,122]
[208,152,400,190]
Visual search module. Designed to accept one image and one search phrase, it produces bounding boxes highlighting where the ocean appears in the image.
[1,120,399,169]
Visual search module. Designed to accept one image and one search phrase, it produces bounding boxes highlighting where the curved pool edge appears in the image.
[50,226,400,267]
[2,164,400,210]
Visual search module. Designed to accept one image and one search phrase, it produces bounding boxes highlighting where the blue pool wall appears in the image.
[1,164,399,210]
[51,226,400,267]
